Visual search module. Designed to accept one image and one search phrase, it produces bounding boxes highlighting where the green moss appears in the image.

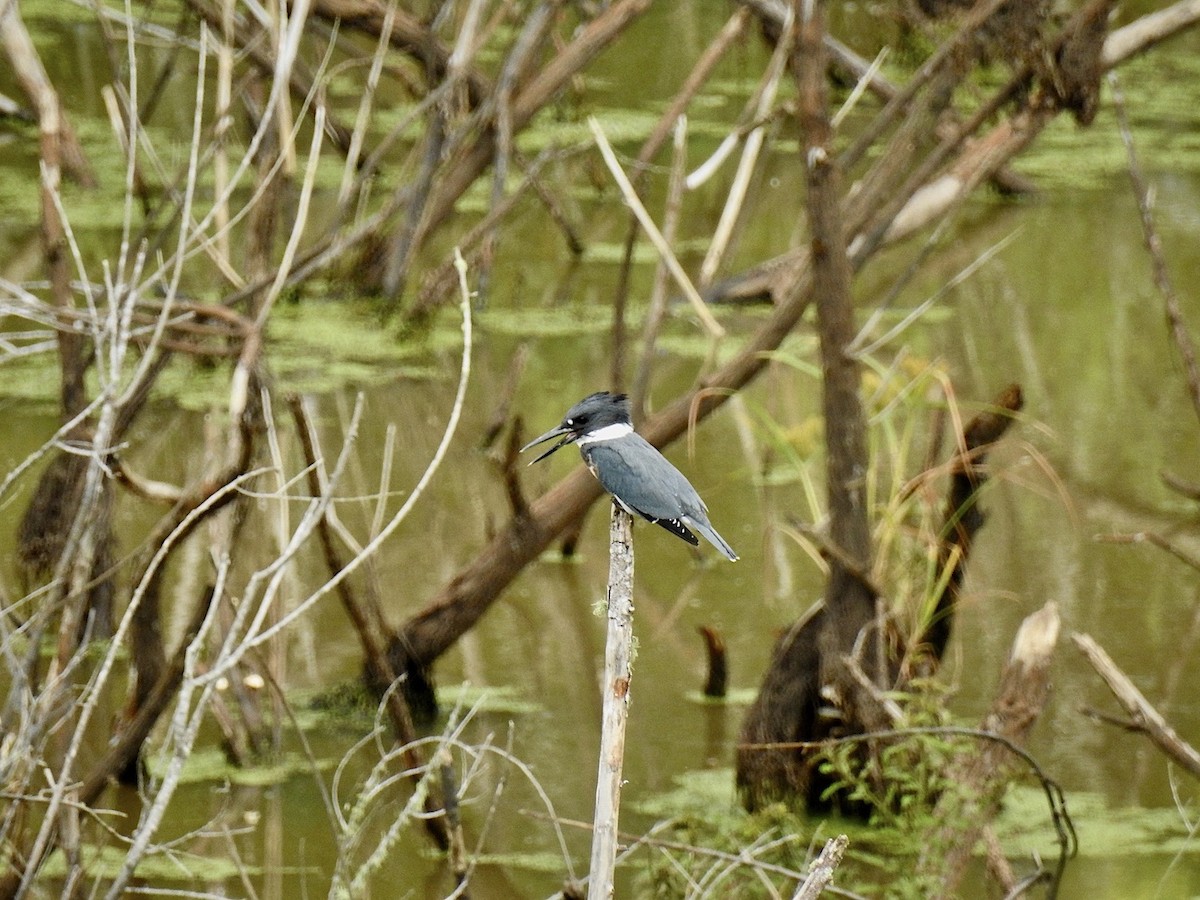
[681,687,757,706]
[476,306,611,337]
[437,682,542,716]
[0,296,457,411]
[20,0,106,26]
[996,785,1200,859]
[585,237,712,266]
[631,767,744,821]
[0,354,61,405]
[652,329,748,365]
[469,851,568,873]
[38,843,258,881]
[516,108,661,154]
[144,746,332,786]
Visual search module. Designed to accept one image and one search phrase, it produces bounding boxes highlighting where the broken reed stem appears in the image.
[698,4,792,289]
[792,834,849,900]
[588,502,635,900]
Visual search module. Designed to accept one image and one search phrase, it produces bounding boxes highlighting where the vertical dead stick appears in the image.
[1072,632,1200,779]
[439,747,470,896]
[917,601,1061,898]
[588,503,635,899]
[792,834,848,900]
[697,625,728,698]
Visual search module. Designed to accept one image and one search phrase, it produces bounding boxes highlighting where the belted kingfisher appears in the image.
[521,392,739,561]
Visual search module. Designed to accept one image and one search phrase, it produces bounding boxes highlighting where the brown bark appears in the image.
[918,384,1024,661]
[697,625,728,699]
[794,0,878,703]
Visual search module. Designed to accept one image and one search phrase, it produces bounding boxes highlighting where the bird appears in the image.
[521,392,739,561]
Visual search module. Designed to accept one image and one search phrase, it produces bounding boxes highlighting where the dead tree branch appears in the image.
[1073,632,1200,780]
[713,0,1193,305]
[793,0,878,709]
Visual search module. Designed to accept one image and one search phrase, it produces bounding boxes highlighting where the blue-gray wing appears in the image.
[585,436,738,559]
[585,436,705,528]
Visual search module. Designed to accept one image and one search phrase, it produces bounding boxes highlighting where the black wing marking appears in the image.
[652,516,699,545]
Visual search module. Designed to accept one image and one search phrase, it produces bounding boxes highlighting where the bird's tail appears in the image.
[691,518,739,562]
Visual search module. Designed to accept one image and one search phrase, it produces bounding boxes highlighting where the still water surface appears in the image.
[2,4,1200,897]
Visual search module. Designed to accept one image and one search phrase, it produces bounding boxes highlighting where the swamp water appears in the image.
[2,4,1200,897]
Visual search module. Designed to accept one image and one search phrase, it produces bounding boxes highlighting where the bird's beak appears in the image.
[520,425,575,465]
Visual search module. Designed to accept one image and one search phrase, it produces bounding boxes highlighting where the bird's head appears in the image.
[520,392,632,464]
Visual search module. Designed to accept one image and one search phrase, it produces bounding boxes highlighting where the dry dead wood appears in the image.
[712,0,1200,305]
[793,834,849,900]
[916,602,1061,898]
[183,0,346,154]
[289,396,450,851]
[0,2,95,189]
[1073,632,1200,780]
[312,0,493,111]
[390,0,654,297]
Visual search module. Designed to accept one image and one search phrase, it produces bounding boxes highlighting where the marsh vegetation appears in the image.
[2,1,1200,897]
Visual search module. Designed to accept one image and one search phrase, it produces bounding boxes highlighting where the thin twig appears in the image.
[589,117,724,339]
[1109,71,1200,424]
[632,116,689,421]
[698,4,793,289]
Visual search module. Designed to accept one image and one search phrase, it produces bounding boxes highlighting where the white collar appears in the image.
[576,422,634,445]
